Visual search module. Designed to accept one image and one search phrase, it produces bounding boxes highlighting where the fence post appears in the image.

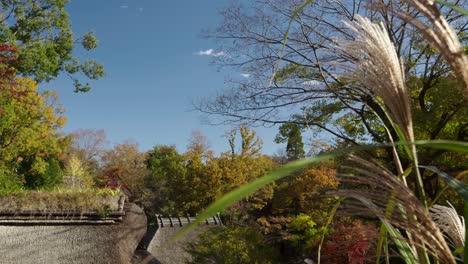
[157,214,164,227]
[168,215,174,227]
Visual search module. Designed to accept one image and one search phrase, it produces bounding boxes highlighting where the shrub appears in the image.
[24,158,63,189]
[288,214,328,252]
[0,169,23,195]
[187,226,280,264]
[320,220,379,264]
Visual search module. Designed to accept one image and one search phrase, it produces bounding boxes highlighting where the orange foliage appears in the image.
[270,161,338,217]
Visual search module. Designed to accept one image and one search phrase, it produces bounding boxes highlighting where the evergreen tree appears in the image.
[275,123,305,161]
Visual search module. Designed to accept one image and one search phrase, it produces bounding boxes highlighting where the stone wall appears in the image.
[145,216,222,264]
[146,225,206,264]
[0,203,147,264]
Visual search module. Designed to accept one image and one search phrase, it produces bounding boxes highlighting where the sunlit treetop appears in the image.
[0,0,104,92]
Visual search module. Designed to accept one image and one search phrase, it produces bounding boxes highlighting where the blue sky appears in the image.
[44,0,283,155]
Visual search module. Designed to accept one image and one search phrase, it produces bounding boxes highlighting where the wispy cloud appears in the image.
[138,7,143,12]
[241,73,250,78]
[120,5,128,9]
[195,49,226,57]
[302,80,321,87]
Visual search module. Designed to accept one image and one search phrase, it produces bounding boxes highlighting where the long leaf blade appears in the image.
[413,140,468,154]
[435,0,468,16]
[174,154,332,239]
[175,140,467,239]
[420,165,468,201]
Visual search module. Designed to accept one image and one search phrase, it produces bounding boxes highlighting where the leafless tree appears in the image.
[68,129,108,167]
[196,0,467,145]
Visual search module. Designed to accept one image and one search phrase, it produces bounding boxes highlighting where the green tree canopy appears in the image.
[274,123,305,161]
[187,226,280,264]
[145,128,276,216]
[0,0,104,92]
[146,145,187,214]
[0,77,67,188]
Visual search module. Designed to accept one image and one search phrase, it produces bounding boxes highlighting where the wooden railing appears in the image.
[155,213,222,227]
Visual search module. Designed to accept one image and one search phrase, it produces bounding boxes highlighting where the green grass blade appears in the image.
[272,0,313,84]
[394,124,413,158]
[354,197,417,263]
[413,140,468,153]
[435,0,468,16]
[283,0,314,46]
[375,224,387,264]
[420,165,468,201]
[376,188,399,263]
[175,140,466,240]
[430,185,450,207]
[174,153,333,239]
[174,142,396,239]
[384,232,390,264]
[317,198,342,264]
[282,0,314,51]
[385,223,418,264]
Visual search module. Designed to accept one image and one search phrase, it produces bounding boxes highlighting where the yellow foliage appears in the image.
[0,77,67,176]
[270,161,339,218]
[64,155,94,188]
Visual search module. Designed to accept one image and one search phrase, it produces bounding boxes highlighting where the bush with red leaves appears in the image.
[320,220,379,264]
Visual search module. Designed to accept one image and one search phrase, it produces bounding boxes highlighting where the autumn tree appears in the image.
[146,145,187,214]
[181,131,221,214]
[146,133,219,215]
[207,126,275,219]
[0,77,67,189]
[269,161,338,219]
[197,0,467,198]
[208,127,273,192]
[144,128,275,216]
[0,0,104,92]
[187,226,280,264]
[63,154,94,188]
[100,142,149,200]
[274,123,305,161]
[254,161,339,260]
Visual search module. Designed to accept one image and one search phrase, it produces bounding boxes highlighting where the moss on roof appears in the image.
[0,188,123,213]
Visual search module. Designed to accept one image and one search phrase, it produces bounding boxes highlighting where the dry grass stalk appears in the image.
[334,15,414,142]
[332,155,456,264]
[0,189,122,213]
[381,0,468,100]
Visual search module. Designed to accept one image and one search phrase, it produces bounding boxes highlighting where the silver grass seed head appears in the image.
[335,15,414,141]
[384,0,468,100]
[431,202,465,251]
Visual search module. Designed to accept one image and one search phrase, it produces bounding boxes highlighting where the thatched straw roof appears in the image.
[0,203,147,264]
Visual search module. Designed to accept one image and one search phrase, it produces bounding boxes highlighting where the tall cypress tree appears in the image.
[274,123,305,161]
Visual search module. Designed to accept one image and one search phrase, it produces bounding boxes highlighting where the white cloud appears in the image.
[241,73,250,78]
[120,5,128,9]
[302,80,321,87]
[195,49,226,57]
[138,7,144,12]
